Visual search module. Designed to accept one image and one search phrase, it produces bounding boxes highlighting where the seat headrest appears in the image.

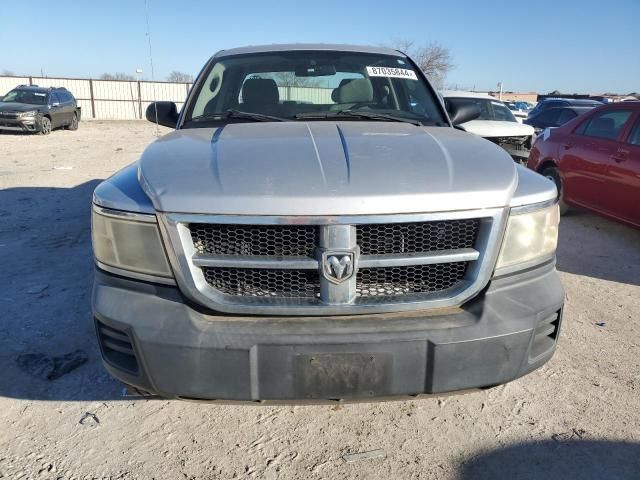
[338,78,373,104]
[331,78,355,103]
[242,78,279,104]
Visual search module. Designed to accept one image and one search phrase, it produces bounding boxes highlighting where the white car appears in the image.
[440,90,535,164]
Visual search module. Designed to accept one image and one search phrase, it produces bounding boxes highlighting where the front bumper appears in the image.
[502,144,530,162]
[93,260,564,401]
[0,116,39,132]
[486,137,532,164]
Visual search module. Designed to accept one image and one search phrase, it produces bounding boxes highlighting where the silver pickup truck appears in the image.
[91,44,564,401]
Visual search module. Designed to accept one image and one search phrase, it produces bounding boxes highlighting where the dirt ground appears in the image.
[1,121,639,480]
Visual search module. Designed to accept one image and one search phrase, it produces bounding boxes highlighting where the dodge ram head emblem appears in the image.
[321,250,356,284]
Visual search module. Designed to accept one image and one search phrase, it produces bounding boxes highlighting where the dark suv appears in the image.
[528,98,602,119]
[0,85,81,135]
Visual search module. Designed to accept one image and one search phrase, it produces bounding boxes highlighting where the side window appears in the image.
[556,109,577,125]
[50,92,61,105]
[578,110,632,140]
[537,109,560,125]
[60,91,72,103]
[627,119,640,146]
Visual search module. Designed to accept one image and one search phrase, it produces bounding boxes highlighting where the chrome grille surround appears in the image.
[158,208,508,316]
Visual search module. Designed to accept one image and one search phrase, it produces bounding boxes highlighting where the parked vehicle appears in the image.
[0,85,80,134]
[513,101,534,111]
[528,102,640,227]
[525,106,595,134]
[441,90,535,164]
[91,44,563,401]
[506,102,528,123]
[527,98,602,119]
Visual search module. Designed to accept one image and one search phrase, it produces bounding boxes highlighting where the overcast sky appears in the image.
[2,0,638,94]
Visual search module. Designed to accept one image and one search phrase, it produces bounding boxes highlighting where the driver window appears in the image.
[626,119,640,146]
[556,109,576,125]
[539,109,560,126]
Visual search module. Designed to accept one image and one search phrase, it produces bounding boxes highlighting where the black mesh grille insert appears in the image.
[190,224,318,257]
[356,262,468,297]
[357,219,480,255]
[202,267,321,298]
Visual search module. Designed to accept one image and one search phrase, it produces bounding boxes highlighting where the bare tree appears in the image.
[99,72,135,81]
[167,71,194,83]
[389,40,454,88]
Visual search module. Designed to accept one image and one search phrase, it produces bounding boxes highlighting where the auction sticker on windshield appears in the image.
[366,66,418,80]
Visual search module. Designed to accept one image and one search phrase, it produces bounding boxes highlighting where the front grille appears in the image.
[202,267,321,298]
[190,224,318,256]
[178,213,495,313]
[356,262,468,297]
[357,220,480,255]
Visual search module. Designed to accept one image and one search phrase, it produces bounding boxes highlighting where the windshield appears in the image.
[2,89,49,105]
[447,97,518,123]
[183,50,447,126]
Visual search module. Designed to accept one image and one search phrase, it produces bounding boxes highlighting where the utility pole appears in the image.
[135,69,144,120]
[497,82,503,101]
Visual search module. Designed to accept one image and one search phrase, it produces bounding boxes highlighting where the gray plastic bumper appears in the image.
[0,118,38,132]
[92,260,564,401]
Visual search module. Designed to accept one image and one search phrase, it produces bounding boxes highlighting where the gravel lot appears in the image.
[1,121,639,479]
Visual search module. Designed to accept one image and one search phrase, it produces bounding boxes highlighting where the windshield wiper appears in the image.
[295,110,423,126]
[188,109,288,123]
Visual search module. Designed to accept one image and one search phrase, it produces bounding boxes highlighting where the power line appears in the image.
[144,0,159,134]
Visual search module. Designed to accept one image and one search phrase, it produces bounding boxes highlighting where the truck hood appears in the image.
[459,120,534,138]
[138,122,518,216]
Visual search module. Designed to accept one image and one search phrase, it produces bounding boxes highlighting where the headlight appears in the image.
[19,111,38,117]
[495,203,559,272]
[92,206,173,279]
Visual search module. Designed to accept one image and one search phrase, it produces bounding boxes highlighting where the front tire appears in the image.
[66,113,78,131]
[39,116,52,135]
[542,166,569,215]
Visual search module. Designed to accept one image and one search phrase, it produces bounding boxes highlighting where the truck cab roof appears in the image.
[214,43,404,58]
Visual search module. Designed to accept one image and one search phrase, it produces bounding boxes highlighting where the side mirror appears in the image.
[146,101,179,128]
[446,99,481,126]
[51,102,60,108]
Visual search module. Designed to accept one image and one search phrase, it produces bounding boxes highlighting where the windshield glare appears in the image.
[448,97,518,123]
[2,89,49,105]
[185,51,446,126]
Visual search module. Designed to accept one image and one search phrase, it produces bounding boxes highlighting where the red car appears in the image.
[528,102,640,228]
